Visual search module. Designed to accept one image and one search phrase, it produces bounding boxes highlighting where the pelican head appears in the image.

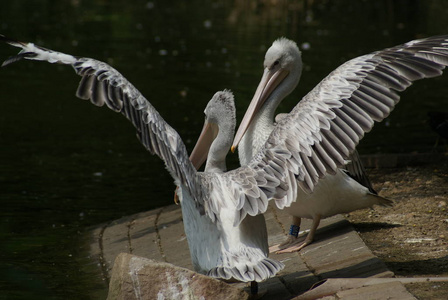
[189,90,236,172]
[231,38,302,152]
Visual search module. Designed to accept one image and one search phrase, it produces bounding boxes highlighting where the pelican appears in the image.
[183,89,274,294]
[178,90,277,294]
[2,34,448,286]
[0,36,285,290]
[232,36,447,253]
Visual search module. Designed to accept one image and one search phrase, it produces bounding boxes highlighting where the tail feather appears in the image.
[371,193,394,207]
[345,150,377,194]
[207,257,284,283]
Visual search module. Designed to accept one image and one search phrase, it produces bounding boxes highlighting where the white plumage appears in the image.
[231,36,448,252]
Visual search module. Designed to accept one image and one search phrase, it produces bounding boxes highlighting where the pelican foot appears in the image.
[275,239,311,254]
[269,235,300,253]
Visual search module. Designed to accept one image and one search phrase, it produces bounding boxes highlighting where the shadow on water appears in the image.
[1,0,448,298]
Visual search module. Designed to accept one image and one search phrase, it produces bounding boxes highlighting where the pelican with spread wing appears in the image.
[176,90,282,294]
[231,36,448,253]
[0,36,285,288]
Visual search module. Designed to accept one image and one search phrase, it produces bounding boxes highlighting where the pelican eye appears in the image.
[274,60,280,66]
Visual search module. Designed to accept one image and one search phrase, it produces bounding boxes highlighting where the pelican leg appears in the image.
[269,216,301,253]
[276,214,321,253]
[248,281,268,299]
[251,281,258,295]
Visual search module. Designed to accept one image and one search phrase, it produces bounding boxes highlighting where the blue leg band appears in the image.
[289,225,300,237]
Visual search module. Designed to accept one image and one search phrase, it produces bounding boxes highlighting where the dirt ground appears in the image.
[346,153,448,299]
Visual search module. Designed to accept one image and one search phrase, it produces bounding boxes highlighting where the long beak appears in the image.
[189,120,217,170]
[231,67,289,152]
[174,119,217,205]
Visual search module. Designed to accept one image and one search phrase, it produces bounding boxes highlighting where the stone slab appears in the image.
[293,278,418,300]
[157,205,193,270]
[89,203,415,299]
[128,210,163,261]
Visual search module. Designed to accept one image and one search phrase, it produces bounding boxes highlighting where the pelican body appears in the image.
[177,91,271,281]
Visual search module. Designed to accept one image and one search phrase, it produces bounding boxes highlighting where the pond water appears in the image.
[1,0,448,299]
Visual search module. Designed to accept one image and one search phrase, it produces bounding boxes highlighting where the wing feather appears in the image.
[1,37,205,215]
[261,35,448,208]
[225,35,448,220]
[4,34,448,225]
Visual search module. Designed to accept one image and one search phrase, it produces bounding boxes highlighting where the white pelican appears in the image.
[183,89,274,294]
[231,36,448,253]
[0,36,285,290]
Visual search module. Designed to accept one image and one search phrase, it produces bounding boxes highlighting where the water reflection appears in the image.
[1,0,448,298]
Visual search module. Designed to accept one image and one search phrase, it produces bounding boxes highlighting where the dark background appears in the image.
[1,0,448,298]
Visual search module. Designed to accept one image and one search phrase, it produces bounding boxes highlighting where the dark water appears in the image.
[1,0,448,298]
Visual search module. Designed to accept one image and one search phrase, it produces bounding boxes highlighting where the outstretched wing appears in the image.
[270,35,448,194]
[227,35,448,221]
[1,35,204,209]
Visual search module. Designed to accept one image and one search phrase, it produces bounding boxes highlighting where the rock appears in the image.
[107,253,249,300]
